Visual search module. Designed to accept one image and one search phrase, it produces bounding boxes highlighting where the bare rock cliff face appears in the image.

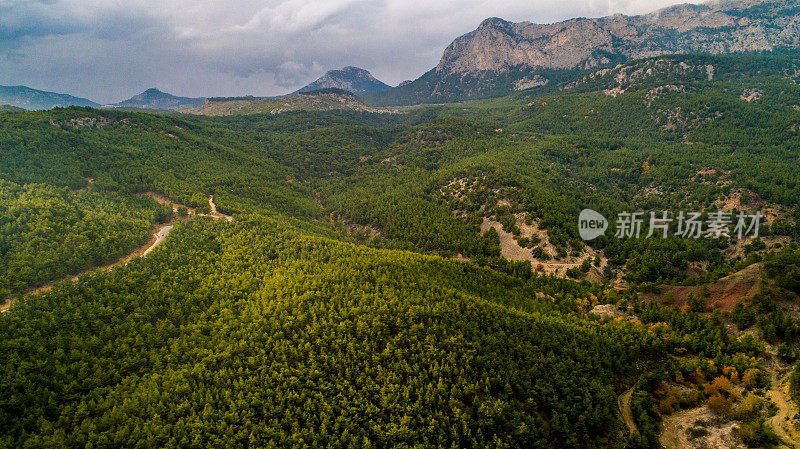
[366,0,800,106]
[436,0,800,75]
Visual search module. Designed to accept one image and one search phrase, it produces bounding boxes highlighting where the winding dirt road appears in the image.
[209,195,233,222]
[0,222,174,313]
[767,365,799,449]
[658,357,800,449]
[0,194,231,314]
[619,385,639,437]
[141,225,174,257]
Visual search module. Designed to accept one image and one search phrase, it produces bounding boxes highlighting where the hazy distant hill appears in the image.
[369,0,800,105]
[0,85,100,110]
[110,88,205,110]
[183,88,395,116]
[0,104,25,113]
[295,67,391,95]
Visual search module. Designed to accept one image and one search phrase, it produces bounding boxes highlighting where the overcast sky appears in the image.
[0,0,702,103]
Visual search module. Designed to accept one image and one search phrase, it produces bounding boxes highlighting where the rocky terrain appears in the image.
[369,0,800,105]
[436,0,799,75]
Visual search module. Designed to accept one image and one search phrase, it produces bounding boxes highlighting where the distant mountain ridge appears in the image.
[0,85,99,110]
[296,67,391,95]
[9,0,800,109]
[184,88,395,116]
[0,85,205,111]
[110,88,205,110]
[368,0,800,105]
[0,104,25,113]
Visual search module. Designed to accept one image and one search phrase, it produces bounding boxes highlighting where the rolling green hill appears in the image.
[0,104,25,113]
[184,89,396,116]
[1,52,799,448]
[0,216,663,447]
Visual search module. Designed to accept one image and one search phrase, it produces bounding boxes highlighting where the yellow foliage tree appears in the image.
[708,392,733,416]
[722,366,740,383]
[742,369,761,388]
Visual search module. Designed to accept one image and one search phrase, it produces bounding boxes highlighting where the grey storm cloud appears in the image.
[0,0,154,42]
[0,1,81,40]
[0,0,702,103]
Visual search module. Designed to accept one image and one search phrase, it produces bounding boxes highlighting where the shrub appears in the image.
[742,368,762,389]
[566,267,582,278]
[739,419,779,447]
[707,392,733,416]
[688,292,706,313]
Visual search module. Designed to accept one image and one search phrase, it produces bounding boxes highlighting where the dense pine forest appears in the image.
[1,52,800,448]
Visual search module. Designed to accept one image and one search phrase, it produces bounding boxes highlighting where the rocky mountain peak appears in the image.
[112,88,205,110]
[295,67,391,96]
[435,0,800,77]
[478,17,513,32]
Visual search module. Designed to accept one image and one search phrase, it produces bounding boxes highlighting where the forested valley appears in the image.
[1,52,800,448]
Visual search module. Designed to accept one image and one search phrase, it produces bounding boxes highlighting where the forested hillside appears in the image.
[1,51,799,448]
[0,179,168,300]
[0,217,663,447]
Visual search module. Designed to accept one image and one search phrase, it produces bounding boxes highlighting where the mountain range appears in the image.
[4,0,800,109]
[0,86,204,111]
[4,48,800,448]
[184,88,394,116]
[368,0,800,105]
[5,1,800,446]
[0,85,100,110]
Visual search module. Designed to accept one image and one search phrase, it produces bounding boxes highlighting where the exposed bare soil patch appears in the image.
[659,405,744,449]
[479,215,605,280]
[641,263,763,313]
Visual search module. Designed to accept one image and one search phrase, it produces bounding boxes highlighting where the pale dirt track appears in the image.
[767,364,800,449]
[659,359,800,449]
[209,195,233,222]
[0,195,231,313]
[141,225,174,257]
[619,385,638,436]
